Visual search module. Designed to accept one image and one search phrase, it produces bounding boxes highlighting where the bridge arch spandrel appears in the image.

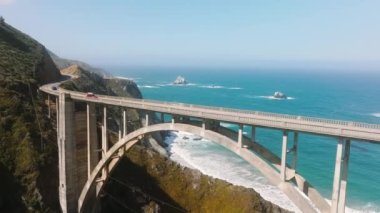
[78,123,316,213]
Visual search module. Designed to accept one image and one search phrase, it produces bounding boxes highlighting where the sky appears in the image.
[1,0,380,70]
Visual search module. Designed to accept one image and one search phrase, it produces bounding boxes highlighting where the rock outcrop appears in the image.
[273,91,287,99]
[173,75,187,85]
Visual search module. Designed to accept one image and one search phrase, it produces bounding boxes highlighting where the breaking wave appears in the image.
[164,131,301,212]
[255,95,295,100]
[138,85,159,88]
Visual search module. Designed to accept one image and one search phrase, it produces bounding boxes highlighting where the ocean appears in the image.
[110,67,380,212]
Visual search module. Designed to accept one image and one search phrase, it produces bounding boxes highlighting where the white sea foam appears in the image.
[199,85,242,90]
[138,85,159,88]
[324,199,379,213]
[164,131,301,212]
[228,87,243,90]
[371,113,380,118]
[199,85,224,89]
[256,95,295,100]
[157,83,198,87]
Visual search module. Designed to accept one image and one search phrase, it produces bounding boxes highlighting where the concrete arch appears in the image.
[78,123,317,213]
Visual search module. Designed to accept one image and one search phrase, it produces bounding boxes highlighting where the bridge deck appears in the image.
[40,84,380,142]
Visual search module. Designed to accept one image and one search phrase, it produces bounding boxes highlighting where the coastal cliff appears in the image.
[0,20,61,211]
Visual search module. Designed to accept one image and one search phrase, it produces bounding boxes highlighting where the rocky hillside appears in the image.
[48,50,112,77]
[0,19,62,211]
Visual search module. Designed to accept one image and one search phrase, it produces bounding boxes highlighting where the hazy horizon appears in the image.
[1,0,380,71]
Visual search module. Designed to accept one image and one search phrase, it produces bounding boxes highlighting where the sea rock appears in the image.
[273,91,287,99]
[173,75,187,85]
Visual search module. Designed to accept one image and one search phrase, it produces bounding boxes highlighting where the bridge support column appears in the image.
[200,119,206,136]
[56,97,59,133]
[281,130,288,181]
[58,93,78,213]
[145,113,149,126]
[101,106,108,182]
[123,110,127,137]
[47,94,51,118]
[331,138,350,213]
[238,124,243,148]
[292,132,299,170]
[87,103,98,179]
[251,126,256,143]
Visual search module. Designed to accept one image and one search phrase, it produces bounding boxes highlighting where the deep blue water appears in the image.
[110,67,380,211]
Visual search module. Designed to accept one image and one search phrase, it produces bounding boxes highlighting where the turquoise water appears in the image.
[110,68,380,211]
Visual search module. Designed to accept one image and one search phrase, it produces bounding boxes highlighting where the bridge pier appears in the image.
[281,130,288,181]
[56,97,59,135]
[238,124,243,148]
[87,103,98,179]
[331,138,351,213]
[292,132,299,170]
[201,119,206,136]
[100,106,108,184]
[123,109,127,137]
[145,113,149,126]
[48,94,51,118]
[58,93,78,213]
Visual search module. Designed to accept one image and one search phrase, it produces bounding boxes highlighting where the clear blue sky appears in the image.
[1,0,380,70]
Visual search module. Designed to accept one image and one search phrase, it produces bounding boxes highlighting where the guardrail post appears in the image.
[281,130,288,181]
[238,124,243,148]
[123,110,127,137]
[292,132,299,170]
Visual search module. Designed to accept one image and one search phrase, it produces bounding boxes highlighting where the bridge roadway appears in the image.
[41,83,380,143]
[40,82,380,213]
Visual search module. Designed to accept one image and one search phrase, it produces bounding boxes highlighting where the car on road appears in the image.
[52,86,58,90]
[86,92,98,98]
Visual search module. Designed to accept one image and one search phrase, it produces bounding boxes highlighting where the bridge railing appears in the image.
[42,86,380,131]
[141,97,380,130]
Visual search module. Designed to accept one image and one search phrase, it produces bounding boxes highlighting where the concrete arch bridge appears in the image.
[40,83,380,213]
